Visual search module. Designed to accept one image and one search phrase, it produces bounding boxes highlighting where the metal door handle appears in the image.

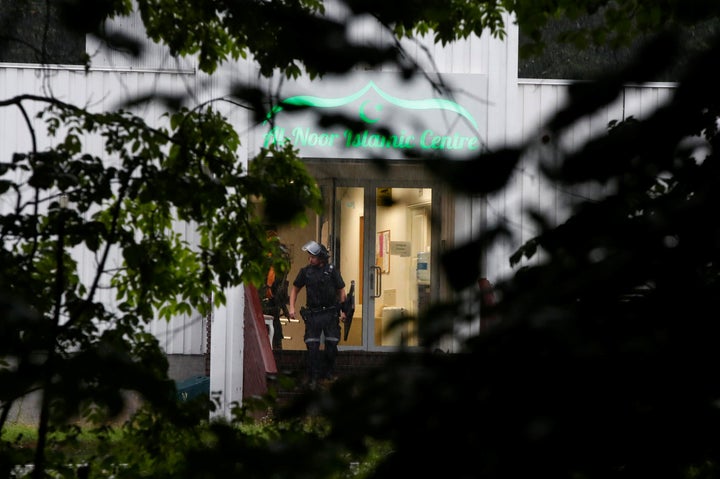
[371,265,382,298]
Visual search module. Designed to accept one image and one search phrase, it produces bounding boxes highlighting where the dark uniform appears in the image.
[261,264,289,349]
[293,261,345,381]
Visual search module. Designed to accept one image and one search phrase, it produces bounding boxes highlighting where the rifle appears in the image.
[276,279,290,318]
[342,280,355,341]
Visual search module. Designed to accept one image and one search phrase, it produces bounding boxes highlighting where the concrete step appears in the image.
[273,350,392,377]
[269,350,393,396]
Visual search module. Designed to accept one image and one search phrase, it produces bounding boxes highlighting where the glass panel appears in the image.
[374,187,431,347]
[336,187,365,347]
[275,216,317,350]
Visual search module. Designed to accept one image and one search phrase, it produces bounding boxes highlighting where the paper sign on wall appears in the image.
[390,241,411,257]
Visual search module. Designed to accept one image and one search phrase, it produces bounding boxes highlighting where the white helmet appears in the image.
[302,240,329,259]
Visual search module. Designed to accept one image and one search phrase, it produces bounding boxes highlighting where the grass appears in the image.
[2,422,37,446]
[2,422,123,462]
[2,414,393,478]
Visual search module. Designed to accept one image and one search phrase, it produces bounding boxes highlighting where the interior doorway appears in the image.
[334,185,433,349]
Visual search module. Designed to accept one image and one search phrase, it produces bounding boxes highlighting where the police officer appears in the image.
[288,240,347,387]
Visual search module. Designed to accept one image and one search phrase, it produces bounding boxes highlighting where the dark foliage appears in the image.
[4,1,720,478]
[286,24,720,479]
[0,0,86,64]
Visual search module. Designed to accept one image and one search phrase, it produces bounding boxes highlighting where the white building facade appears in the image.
[0,7,675,418]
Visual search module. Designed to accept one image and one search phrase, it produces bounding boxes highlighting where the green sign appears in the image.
[261,74,487,159]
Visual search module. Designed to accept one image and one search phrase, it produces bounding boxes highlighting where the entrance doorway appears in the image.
[333,185,432,349]
[277,161,444,351]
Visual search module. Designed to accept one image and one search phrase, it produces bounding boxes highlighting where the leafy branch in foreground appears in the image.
[0,94,321,474]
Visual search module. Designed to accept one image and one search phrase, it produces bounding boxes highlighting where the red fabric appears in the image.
[243,284,278,399]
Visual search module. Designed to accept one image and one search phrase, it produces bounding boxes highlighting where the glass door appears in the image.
[333,186,365,347]
[335,185,434,350]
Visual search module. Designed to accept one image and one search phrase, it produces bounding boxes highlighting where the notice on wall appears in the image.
[390,241,411,257]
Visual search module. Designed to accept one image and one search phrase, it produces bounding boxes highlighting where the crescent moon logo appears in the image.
[358,100,381,123]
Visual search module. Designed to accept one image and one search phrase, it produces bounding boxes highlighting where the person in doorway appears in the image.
[261,229,291,350]
[288,240,346,387]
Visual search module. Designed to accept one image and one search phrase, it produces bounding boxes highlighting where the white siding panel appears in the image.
[209,285,245,420]
[0,10,683,358]
[0,66,207,355]
[0,70,20,160]
[477,28,491,76]
[88,8,195,73]
[450,37,470,74]
[482,78,676,284]
[623,85,674,121]
[532,87,563,232]
[518,85,544,235]
[623,87,645,121]
[152,220,206,355]
[485,28,510,150]
[152,311,205,355]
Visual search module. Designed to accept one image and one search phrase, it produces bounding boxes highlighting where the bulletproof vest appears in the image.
[304,264,338,308]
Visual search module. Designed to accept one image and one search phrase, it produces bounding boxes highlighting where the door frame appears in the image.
[322,180,443,351]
